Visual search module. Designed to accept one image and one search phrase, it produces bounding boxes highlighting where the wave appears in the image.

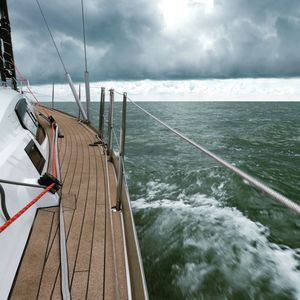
[132,181,300,299]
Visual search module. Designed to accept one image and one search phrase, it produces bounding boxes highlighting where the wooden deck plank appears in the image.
[11,210,53,299]
[104,194,117,300]
[95,149,107,206]
[108,162,128,300]
[67,130,90,284]
[46,209,59,258]
[74,142,97,272]
[37,222,60,299]
[62,124,80,189]
[11,108,128,299]
[87,204,106,298]
[50,271,62,300]
[71,271,89,300]
[59,131,72,182]
[87,150,106,298]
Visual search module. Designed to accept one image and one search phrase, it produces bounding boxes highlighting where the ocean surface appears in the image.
[49,101,300,300]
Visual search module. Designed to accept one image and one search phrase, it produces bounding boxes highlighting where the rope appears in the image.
[114,90,124,96]
[127,97,300,215]
[89,106,99,115]
[112,128,120,149]
[81,0,88,72]
[120,156,130,192]
[112,128,129,189]
[11,60,40,103]
[0,183,55,233]
[10,59,52,119]
[35,0,68,74]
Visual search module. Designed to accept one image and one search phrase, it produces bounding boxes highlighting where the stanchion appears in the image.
[116,92,127,210]
[107,89,114,161]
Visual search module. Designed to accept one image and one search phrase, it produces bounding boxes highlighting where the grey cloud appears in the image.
[7,0,300,83]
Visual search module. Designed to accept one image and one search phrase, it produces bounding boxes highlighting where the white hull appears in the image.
[0,87,59,299]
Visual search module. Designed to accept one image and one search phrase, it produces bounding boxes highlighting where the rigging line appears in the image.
[11,60,40,103]
[127,97,300,215]
[35,0,68,74]
[88,106,99,114]
[81,0,88,72]
[2,50,12,58]
[119,155,129,191]
[111,129,129,189]
[114,90,124,96]
[112,127,120,149]
[2,40,12,46]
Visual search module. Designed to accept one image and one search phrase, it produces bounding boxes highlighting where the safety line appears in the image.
[128,98,300,215]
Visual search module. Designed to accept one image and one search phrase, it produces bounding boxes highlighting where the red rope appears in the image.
[11,59,51,117]
[0,183,55,233]
[12,60,40,103]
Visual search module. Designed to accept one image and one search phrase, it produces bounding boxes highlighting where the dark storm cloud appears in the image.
[7,0,300,83]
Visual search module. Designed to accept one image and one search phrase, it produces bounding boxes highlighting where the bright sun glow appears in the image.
[160,0,214,30]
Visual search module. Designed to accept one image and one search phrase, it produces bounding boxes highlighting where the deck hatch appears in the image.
[24,140,45,174]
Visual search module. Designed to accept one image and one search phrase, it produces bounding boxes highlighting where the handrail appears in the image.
[0,180,47,222]
[0,179,47,189]
[53,123,71,300]
[127,97,300,215]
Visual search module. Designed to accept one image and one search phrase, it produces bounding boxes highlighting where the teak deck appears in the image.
[10,109,128,299]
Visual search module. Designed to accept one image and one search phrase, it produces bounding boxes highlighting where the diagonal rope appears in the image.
[11,60,39,103]
[127,97,300,215]
[0,183,55,233]
[35,0,68,74]
[81,0,88,72]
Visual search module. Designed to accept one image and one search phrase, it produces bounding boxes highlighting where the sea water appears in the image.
[50,101,300,300]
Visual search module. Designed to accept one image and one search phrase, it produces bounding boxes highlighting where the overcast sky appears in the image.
[8,0,300,85]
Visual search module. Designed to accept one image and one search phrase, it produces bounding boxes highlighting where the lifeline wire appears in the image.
[127,97,300,215]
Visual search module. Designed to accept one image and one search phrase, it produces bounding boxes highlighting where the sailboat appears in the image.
[1,0,299,299]
[0,1,148,299]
